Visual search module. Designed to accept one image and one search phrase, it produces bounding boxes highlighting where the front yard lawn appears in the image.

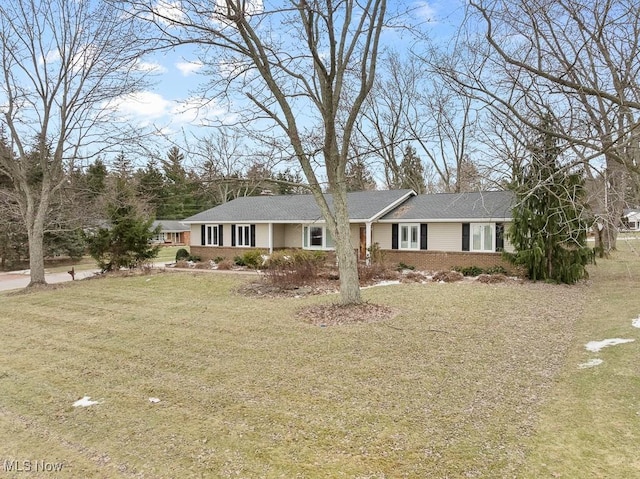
[1,247,638,477]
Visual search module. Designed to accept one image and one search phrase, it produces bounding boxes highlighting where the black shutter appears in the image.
[496,223,504,252]
[462,223,470,251]
[218,225,223,246]
[420,224,428,250]
[201,225,206,246]
[250,224,256,247]
[391,224,399,249]
[231,224,236,246]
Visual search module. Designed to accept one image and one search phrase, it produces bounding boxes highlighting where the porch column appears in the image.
[268,223,273,254]
[366,222,372,265]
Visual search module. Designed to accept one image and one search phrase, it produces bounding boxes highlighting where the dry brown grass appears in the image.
[0,256,617,478]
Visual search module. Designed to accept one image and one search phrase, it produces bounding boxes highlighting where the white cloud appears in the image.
[106,91,172,123]
[171,96,232,126]
[136,60,167,74]
[105,90,236,129]
[152,0,186,25]
[176,61,203,76]
[40,49,61,65]
[414,1,437,22]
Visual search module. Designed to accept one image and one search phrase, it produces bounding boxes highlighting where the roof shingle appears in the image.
[183,189,415,223]
[380,190,514,221]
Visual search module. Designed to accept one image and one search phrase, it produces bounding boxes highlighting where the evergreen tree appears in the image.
[159,147,198,219]
[345,158,377,191]
[112,152,133,180]
[136,159,166,217]
[85,178,160,272]
[272,168,306,195]
[86,158,108,198]
[506,113,594,283]
[400,144,426,193]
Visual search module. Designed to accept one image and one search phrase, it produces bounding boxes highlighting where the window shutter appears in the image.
[496,223,504,252]
[391,224,399,250]
[250,224,256,247]
[462,223,470,251]
[231,224,236,246]
[218,225,223,246]
[201,225,205,246]
[420,224,428,250]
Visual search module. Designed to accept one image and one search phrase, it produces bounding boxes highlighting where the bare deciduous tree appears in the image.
[0,0,152,286]
[125,0,388,304]
[444,0,640,254]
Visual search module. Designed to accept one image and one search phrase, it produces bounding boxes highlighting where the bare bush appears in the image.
[358,263,398,284]
[216,259,234,271]
[263,250,326,289]
[432,270,464,283]
[477,273,507,284]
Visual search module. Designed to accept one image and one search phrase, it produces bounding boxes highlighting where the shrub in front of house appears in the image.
[396,262,415,271]
[484,265,508,275]
[263,249,325,288]
[175,248,190,261]
[234,250,264,269]
[433,270,464,282]
[358,262,398,284]
[216,259,234,270]
[454,265,484,277]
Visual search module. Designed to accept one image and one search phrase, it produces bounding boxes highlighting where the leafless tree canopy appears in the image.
[121,0,388,304]
[0,0,153,285]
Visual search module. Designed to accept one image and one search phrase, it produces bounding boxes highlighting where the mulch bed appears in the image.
[296,302,398,326]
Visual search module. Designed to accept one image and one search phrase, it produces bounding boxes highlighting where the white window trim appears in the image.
[236,224,251,248]
[399,223,420,250]
[204,225,219,246]
[302,225,335,250]
[470,223,495,252]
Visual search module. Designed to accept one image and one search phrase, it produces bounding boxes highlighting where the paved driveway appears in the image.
[0,269,100,292]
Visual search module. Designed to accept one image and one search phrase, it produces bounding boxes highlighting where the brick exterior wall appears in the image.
[190,246,270,261]
[382,250,514,273]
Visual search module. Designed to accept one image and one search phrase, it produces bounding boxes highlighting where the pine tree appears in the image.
[160,147,198,219]
[85,178,160,272]
[506,113,594,283]
[345,158,377,191]
[400,144,426,193]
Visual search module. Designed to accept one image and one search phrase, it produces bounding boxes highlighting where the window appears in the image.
[471,223,494,252]
[236,224,251,247]
[303,225,334,250]
[400,224,419,250]
[204,225,219,246]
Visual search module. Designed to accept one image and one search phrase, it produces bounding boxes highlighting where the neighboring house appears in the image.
[182,189,516,271]
[151,220,190,246]
[622,209,640,231]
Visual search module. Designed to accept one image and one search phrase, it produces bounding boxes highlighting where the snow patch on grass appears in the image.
[632,317,640,328]
[361,280,401,290]
[578,358,604,369]
[73,396,100,407]
[585,338,635,352]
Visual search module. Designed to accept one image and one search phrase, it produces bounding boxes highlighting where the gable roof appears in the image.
[152,220,189,232]
[183,189,415,224]
[380,190,514,222]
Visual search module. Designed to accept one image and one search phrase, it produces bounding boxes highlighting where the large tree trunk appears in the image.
[24,191,49,286]
[332,190,362,305]
[26,222,46,286]
[596,157,626,256]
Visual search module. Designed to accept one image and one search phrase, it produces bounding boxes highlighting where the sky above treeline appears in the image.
[115,0,465,147]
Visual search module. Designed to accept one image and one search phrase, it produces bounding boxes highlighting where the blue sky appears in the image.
[113,0,466,152]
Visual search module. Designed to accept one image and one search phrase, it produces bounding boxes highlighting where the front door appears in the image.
[359,226,366,261]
